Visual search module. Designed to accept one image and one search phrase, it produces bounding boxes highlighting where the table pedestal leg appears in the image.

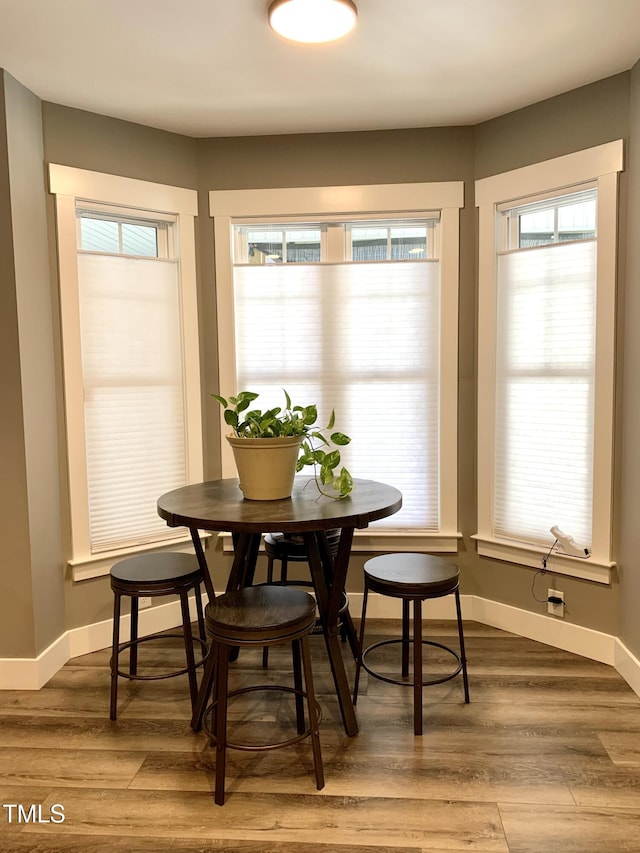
[225,533,261,661]
[303,530,359,737]
[227,532,261,591]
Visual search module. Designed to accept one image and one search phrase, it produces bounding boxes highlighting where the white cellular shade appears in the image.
[77,253,187,551]
[494,240,596,546]
[233,261,440,528]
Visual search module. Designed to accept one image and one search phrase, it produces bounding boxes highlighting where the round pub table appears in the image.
[157,476,402,736]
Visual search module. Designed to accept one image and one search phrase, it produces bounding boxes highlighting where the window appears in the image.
[495,188,597,547]
[475,141,623,582]
[242,225,322,264]
[349,222,431,260]
[50,165,202,580]
[78,211,162,257]
[211,182,463,550]
[514,190,597,247]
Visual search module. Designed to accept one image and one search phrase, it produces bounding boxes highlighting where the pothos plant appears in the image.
[211,389,354,498]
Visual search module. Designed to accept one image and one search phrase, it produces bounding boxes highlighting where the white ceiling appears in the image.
[1,0,639,139]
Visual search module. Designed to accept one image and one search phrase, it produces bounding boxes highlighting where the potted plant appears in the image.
[211,389,354,500]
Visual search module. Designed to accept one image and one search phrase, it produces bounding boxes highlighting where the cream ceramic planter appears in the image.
[226,435,304,500]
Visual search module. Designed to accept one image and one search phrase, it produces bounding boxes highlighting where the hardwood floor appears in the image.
[1,619,640,852]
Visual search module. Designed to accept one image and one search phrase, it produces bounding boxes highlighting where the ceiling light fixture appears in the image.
[268,0,357,44]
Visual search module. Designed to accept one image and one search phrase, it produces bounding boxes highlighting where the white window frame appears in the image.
[49,164,203,580]
[210,182,463,552]
[474,141,623,583]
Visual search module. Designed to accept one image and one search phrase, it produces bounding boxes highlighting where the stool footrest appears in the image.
[111,632,207,682]
[361,638,462,689]
[202,684,322,751]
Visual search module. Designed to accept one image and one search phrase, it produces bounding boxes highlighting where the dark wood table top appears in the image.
[157,477,402,534]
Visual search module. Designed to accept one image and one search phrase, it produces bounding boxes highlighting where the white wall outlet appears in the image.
[547,588,565,618]
[139,596,152,609]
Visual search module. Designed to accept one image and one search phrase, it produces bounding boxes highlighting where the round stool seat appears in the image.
[264,530,340,562]
[264,532,307,560]
[364,553,460,598]
[206,585,317,645]
[111,552,201,593]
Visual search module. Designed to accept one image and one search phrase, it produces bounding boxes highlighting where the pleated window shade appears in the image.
[233,260,441,529]
[77,252,188,552]
[494,239,596,547]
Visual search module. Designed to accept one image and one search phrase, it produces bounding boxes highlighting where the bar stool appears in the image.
[109,552,207,721]
[191,584,324,806]
[264,530,341,586]
[353,553,470,735]
[262,530,356,665]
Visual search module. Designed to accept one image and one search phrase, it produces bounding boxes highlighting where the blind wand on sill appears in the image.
[532,526,591,607]
[541,526,591,569]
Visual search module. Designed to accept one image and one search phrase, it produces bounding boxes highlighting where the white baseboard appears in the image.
[0,632,72,690]
[614,638,640,696]
[1,592,638,699]
[467,595,617,665]
[348,591,628,683]
[0,594,206,691]
[347,591,458,620]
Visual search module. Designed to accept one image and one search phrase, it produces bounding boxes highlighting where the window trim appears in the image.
[49,164,203,579]
[210,181,464,552]
[474,141,623,583]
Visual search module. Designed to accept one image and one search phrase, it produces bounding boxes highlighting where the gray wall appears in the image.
[196,85,631,637]
[469,72,631,638]
[0,73,34,657]
[0,72,64,656]
[619,59,640,658]
[0,68,637,657]
[42,103,200,189]
[40,103,201,631]
[196,127,477,596]
[473,73,630,178]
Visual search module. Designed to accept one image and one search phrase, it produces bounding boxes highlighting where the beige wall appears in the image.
[1,68,637,656]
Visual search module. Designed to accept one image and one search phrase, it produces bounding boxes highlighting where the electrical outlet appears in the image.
[139,596,152,609]
[547,588,564,618]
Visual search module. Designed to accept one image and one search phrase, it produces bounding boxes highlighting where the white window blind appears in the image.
[77,252,187,552]
[233,260,440,529]
[494,240,596,547]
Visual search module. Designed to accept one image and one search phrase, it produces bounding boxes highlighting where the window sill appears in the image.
[69,533,212,582]
[472,534,613,584]
[220,530,461,554]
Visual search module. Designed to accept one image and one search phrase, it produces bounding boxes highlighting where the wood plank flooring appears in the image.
[1,619,640,852]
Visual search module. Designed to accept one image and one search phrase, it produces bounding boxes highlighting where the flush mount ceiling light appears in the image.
[268,0,357,44]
